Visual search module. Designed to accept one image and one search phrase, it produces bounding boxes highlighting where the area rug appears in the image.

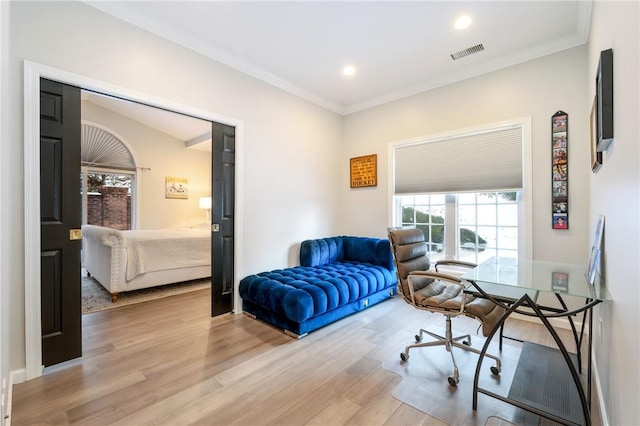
[382,334,542,426]
[82,275,210,314]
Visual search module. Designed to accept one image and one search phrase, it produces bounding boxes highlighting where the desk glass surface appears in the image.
[462,257,611,301]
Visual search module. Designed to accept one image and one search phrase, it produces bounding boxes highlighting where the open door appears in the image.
[211,122,235,316]
[40,78,82,366]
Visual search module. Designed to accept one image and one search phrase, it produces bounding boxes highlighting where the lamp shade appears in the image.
[199,197,211,210]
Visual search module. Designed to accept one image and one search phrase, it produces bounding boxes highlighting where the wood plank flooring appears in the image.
[11,289,598,425]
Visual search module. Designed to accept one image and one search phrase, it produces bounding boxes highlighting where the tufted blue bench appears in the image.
[239,236,398,337]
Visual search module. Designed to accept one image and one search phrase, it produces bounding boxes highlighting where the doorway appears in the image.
[24,61,244,379]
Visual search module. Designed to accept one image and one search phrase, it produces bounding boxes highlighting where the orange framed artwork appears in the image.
[350,154,377,188]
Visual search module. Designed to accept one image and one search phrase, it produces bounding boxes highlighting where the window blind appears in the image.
[394,125,523,194]
[81,124,136,170]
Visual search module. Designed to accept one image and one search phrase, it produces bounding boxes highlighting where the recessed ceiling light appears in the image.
[342,65,356,76]
[455,15,472,30]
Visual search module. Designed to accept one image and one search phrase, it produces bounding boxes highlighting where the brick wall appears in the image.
[87,186,131,230]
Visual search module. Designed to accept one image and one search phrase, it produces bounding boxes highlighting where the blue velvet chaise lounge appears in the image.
[239,236,398,338]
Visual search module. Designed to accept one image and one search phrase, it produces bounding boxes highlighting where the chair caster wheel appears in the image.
[400,352,408,361]
[490,365,501,375]
[448,376,459,387]
[415,334,422,342]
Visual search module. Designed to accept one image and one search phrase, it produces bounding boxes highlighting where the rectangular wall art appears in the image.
[551,111,568,229]
[350,154,377,188]
[165,176,189,199]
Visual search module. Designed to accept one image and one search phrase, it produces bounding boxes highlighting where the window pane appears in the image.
[498,227,518,249]
[432,225,444,245]
[414,194,430,204]
[477,248,497,264]
[430,205,446,219]
[458,205,476,225]
[498,204,518,226]
[86,171,133,230]
[459,227,477,246]
[497,249,518,259]
[402,206,415,223]
[401,196,415,207]
[415,206,431,223]
[477,226,496,247]
[477,204,496,226]
[477,192,495,203]
[456,250,477,264]
[415,224,430,242]
[497,192,518,203]
[429,194,446,204]
[458,193,476,204]
[429,250,445,262]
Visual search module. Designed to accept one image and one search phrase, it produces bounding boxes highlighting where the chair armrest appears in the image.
[434,259,477,277]
[434,259,477,269]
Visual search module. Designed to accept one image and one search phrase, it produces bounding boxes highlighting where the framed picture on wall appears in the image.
[586,215,605,285]
[596,48,614,151]
[350,154,377,188]
[553,213,568,229]
[165,176,189,199]
[592,214,605,251]
[551,110,570,230]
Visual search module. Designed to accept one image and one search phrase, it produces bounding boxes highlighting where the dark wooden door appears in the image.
[40,78,82,366]
[211,122,235,316]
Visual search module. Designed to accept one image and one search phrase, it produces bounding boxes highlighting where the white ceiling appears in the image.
[82,90,213,151]
[86,1,592,116]
[81,1,591,147]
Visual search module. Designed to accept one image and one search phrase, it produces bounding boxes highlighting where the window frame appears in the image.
[388,118,532,260]
[81,165,138,229]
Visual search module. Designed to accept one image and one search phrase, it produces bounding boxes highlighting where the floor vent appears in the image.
[451,43,485,60]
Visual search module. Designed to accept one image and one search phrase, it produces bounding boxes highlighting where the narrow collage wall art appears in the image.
[552,111,568,229]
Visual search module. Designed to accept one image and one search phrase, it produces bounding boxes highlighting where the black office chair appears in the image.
[387,227,503,387]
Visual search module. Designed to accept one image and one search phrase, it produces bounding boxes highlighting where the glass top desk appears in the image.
[462,257,612,426]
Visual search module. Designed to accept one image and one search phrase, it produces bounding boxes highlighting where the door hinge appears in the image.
[69,229,82,240]
[211,224,220,232]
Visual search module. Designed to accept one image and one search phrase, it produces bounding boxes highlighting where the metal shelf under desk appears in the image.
[462,258,612,426]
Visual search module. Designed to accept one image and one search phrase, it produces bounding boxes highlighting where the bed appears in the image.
[81,224,211,302]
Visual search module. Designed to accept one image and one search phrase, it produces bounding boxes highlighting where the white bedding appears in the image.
[82,224,212,300]
[123,228,210,280]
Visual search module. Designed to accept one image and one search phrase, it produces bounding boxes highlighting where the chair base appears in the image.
[400,315,502,387]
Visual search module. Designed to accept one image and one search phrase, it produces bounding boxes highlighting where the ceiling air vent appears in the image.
[451,43,485,60]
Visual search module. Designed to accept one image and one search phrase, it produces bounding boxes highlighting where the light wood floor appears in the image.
[11,289,598,425]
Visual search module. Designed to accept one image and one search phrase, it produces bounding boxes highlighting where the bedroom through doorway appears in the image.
[79,90,214,315]
[26,63,242,377]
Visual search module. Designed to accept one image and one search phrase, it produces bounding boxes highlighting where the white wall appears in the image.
[0,0,7,421]
[342,46,590,264]
[4,0,342,377]
[588,2,640,425]
[82,101,211,229]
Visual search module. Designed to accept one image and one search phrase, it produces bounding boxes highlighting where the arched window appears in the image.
[81,123,137,230]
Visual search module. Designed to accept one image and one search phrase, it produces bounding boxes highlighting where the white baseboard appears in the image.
[5,369,26,426]
[592,351,609,426]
